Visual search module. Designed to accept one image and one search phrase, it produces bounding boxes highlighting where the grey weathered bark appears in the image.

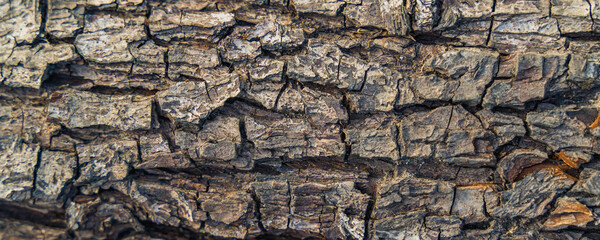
[1,0,600,239]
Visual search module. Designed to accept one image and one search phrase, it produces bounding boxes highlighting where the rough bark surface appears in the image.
[2,0,600,239]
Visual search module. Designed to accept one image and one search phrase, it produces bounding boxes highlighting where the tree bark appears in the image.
[1,0,600,239]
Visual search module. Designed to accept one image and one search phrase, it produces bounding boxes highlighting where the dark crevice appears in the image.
[412,33,460,45]
[72,143,81,184]
[0,199,67,228]
[127,50,136,75]
[560,32,600,39]
[29,147,43,204]
[136,219,201,239]
[448,185,457,215]
[445,105,455,130]
[86,85,159,96]
[356,65,370,93]
[39,0,47,38]
[587,0,596,27]
[363,194,376,240]
[222,97,284,115]
[250,190,268,233]
[286,180,292,230]
[463,221,491,230]
[479,60,501,108]
[341,116,352,163]
[273,64,289,109]
[486,16,494,46]
[134,136,143,167]
[144,4,153,39]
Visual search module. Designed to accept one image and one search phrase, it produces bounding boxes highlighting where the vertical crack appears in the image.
[204,81,213,102]
[363,184,377,240]
[135,136,143,166]
[250,189,267,233]
[393,123,401,161]
[445,105,454,131]
[273,63,289,110]
[485,0,496,46]
[30,146,43,203]
[336,55,343,84]
[479,55,500,108]
[18,107,25,140]
[482,187,491,218]
[205,179,210,193]
[286,180,293,230]
[73,144,81,183]
[448,185,457,215]
[39,0,48,38]
[164,48,170,79]
[486,16,494,46]
[145,5,153,38]
[586,0,596,29]
[342,128,352,163]
[127,48,136,76]
[358,65,371,93]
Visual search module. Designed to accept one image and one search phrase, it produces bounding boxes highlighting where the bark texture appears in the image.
[2,0,600,239]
